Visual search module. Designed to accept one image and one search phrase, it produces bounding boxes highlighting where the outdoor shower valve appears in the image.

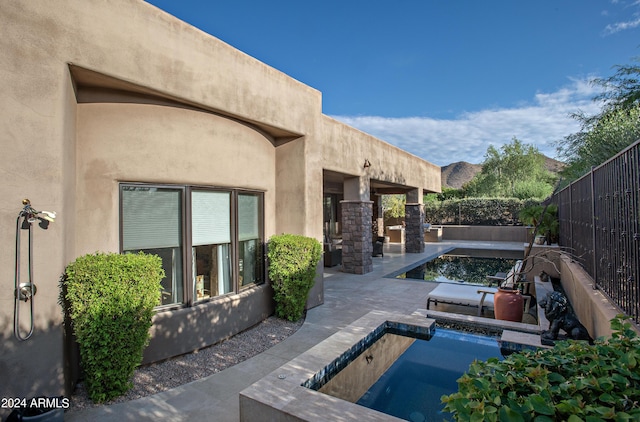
[16,283,37,302]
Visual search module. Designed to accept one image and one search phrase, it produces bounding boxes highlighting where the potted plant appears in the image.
[519,203,559,245]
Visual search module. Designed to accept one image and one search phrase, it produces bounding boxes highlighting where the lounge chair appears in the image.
[487,260,524,288]
[426,260,532,316]
[426,283,497,316]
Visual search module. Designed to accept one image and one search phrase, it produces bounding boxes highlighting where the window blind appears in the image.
[238,194,259,241]
[192,190,231,245]
[122,187,182,250]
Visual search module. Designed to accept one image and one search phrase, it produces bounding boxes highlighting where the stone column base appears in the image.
[341,201,373,274]
[405,203,425,253]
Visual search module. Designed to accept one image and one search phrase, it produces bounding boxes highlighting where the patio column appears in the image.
[405,188,425,253]
[341,176,373,274]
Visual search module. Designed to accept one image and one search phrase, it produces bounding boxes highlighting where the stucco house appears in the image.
[0,0,440,407]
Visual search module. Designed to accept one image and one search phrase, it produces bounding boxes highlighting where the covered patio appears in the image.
[322,169,436,275]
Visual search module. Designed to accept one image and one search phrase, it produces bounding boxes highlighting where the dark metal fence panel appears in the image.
[554,140,640,324]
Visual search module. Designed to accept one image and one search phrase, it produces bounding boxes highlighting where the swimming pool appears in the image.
[305,324,504,422]
[396,248,522,286]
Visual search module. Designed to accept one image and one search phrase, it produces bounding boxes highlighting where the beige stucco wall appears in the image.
[525,248,629,339]
[442,225,531,243]
[75,102,277,255]
[0,0,440,406]
[321,116,440,194]
[558,255,622,339]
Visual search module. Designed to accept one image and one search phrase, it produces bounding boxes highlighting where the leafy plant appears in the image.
[61,252,163,402]
[442,315,640,421]
[519,203,559,244]
[267,234,322,321]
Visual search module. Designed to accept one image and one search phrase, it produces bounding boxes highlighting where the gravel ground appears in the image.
[68,316,304,412]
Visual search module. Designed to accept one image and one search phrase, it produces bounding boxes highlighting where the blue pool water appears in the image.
[356,329,503,421]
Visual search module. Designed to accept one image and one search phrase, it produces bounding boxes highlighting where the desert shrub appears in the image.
[442,315,640,421]
[267,234,322,321]
[62,252,163,402]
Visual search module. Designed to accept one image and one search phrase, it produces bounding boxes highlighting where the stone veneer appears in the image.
[340,201,373,274]
[405,203,425,253]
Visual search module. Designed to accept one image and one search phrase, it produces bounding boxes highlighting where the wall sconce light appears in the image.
[363,159,371,169]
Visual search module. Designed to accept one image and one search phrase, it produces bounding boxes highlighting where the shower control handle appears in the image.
[15,282,37,302]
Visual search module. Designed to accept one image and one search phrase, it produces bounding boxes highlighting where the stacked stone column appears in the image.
[405,203,425,253]
[340,200,373,274]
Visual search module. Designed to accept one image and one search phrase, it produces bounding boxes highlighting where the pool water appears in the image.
[356,329,503,421]
[397,249,521,286]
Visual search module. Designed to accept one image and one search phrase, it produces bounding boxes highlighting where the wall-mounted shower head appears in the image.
[19,199,57,229]
[40,211,56,222]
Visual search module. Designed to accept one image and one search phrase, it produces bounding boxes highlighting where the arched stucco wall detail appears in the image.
[74,102,278,365]
[76,102,277,256]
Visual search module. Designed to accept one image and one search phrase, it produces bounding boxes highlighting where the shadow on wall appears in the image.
[0,312,65,421]
[143,283,276,364]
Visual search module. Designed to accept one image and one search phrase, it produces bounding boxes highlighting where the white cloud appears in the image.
[332,78,603,167]
[604,16,640,34]
[603,0,640,34]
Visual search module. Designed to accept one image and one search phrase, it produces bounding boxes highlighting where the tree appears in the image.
[556,57,640,183]
[558,106,640,182]
[464,137,556,199]
[382,194,406,219]
[593,58,640,111]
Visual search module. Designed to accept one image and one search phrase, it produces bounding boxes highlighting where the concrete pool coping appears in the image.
[239,311,430,421]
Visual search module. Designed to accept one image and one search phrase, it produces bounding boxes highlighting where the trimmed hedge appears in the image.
[267,234,322,321]
[442,316,640,421]
[424,198,539,226]
[62,252,163,402]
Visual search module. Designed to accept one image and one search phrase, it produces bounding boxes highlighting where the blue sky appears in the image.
[146,0,640,166]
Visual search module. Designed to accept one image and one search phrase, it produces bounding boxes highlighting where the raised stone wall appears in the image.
[341,201,373,274]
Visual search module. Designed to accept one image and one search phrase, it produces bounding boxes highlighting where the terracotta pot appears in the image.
[494,288,524,322]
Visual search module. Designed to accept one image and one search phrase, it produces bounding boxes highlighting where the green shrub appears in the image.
[442,315,640,421]
[424,198,534,225]
[62,252,163,402]
[267,234,322,321]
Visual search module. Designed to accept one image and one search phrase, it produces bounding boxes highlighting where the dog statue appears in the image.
[539,291,591,345]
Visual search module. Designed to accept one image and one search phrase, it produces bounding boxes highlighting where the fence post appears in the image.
[590,166,597,290]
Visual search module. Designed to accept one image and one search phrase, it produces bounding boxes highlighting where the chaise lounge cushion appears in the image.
[426,283,498,315]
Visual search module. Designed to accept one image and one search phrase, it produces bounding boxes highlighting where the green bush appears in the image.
[424,198,537,225]
[267,234,322,321]
[442,316,640,421]
[62,252,163,402]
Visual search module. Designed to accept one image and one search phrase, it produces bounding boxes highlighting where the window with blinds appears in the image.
[191,190,232,300]
[120,184,264,308]
[238,193,263,287]
[121,186,184,306]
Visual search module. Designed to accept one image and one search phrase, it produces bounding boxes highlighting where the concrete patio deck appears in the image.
[65,240,526,421]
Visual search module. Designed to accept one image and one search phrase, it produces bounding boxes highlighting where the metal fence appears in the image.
[553,140,640,324]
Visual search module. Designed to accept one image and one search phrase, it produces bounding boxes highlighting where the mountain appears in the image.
[441,156,565,189]
[441,162,482,189]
